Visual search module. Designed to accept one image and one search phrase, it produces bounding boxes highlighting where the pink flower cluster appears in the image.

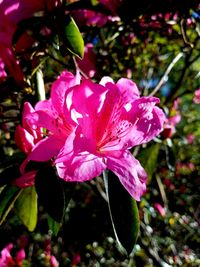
[0,236,59,267]
[15,71,166,201]
[0,0,59,83]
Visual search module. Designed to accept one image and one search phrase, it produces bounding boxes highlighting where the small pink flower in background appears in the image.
[0,243,15,267]
[76,43,97,78]
[161,98,181,139]
[15,249,26,265]
[176,162,195,176]
[154,203,166,217]
[43,239,59,267]
[0,243,25,267]
[72,253,81,266]
[193,88,200,104]
[50,255,59,267]
[186,133,195,144]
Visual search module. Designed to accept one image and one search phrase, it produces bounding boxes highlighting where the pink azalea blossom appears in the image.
[55,76,165,200]
[23,71,165,201]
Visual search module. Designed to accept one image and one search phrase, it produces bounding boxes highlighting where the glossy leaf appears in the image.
[15,186,38,231]
[63,16,84,59]
[103,170,140,255]
[35,165,75,223]
[0,185,22,225]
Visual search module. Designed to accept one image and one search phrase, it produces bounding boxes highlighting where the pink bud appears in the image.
[154,203,166,217]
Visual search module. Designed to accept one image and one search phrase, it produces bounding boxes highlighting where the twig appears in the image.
[150,52,184,96]
[36,69,46,101]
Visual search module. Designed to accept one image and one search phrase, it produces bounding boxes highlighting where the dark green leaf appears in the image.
[103,170,140,255]
[0,185,22,225]
[63,16,84,59]
[35,166,75,223]
[15,186,38,231]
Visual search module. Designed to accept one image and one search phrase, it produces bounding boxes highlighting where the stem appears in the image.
[36,69,46,101]
[150,52,184,97]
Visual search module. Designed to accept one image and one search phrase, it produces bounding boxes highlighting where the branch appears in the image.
[150,52,184,96]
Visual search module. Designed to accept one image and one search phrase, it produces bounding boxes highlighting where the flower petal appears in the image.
[28,135,65,162]
[13,170,36,188]
[107,151,147,201]
[56,152,106,182]
[122,97,166,147]
[14,125,34,154]
[55,131,106,182]
[51,70,81,117]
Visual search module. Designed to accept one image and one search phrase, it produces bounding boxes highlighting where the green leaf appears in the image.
[15,186,38,231]
[0,185,22,225]
[35,165,75,223]
[103,170,140,255]
[47,215,61,236]
[138,143,160,182]
[63,16,84,59]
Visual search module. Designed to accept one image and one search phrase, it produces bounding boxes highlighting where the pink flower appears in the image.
[15,249,26,265]
[0,243,15,267]
[0,242,26,267]
[50,255,59,267]
[161,99,181,139]
[0,0,60,82]
[186,133,195,144]
[0,8,24,83]
[193,88,200,104]
[23,71,165,200]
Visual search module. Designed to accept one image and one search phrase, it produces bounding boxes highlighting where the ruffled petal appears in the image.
[107,151,147,201]
[55,130,106,181]
[56,152,106,182]
[121,97,166,147]
[51,70,81,117]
